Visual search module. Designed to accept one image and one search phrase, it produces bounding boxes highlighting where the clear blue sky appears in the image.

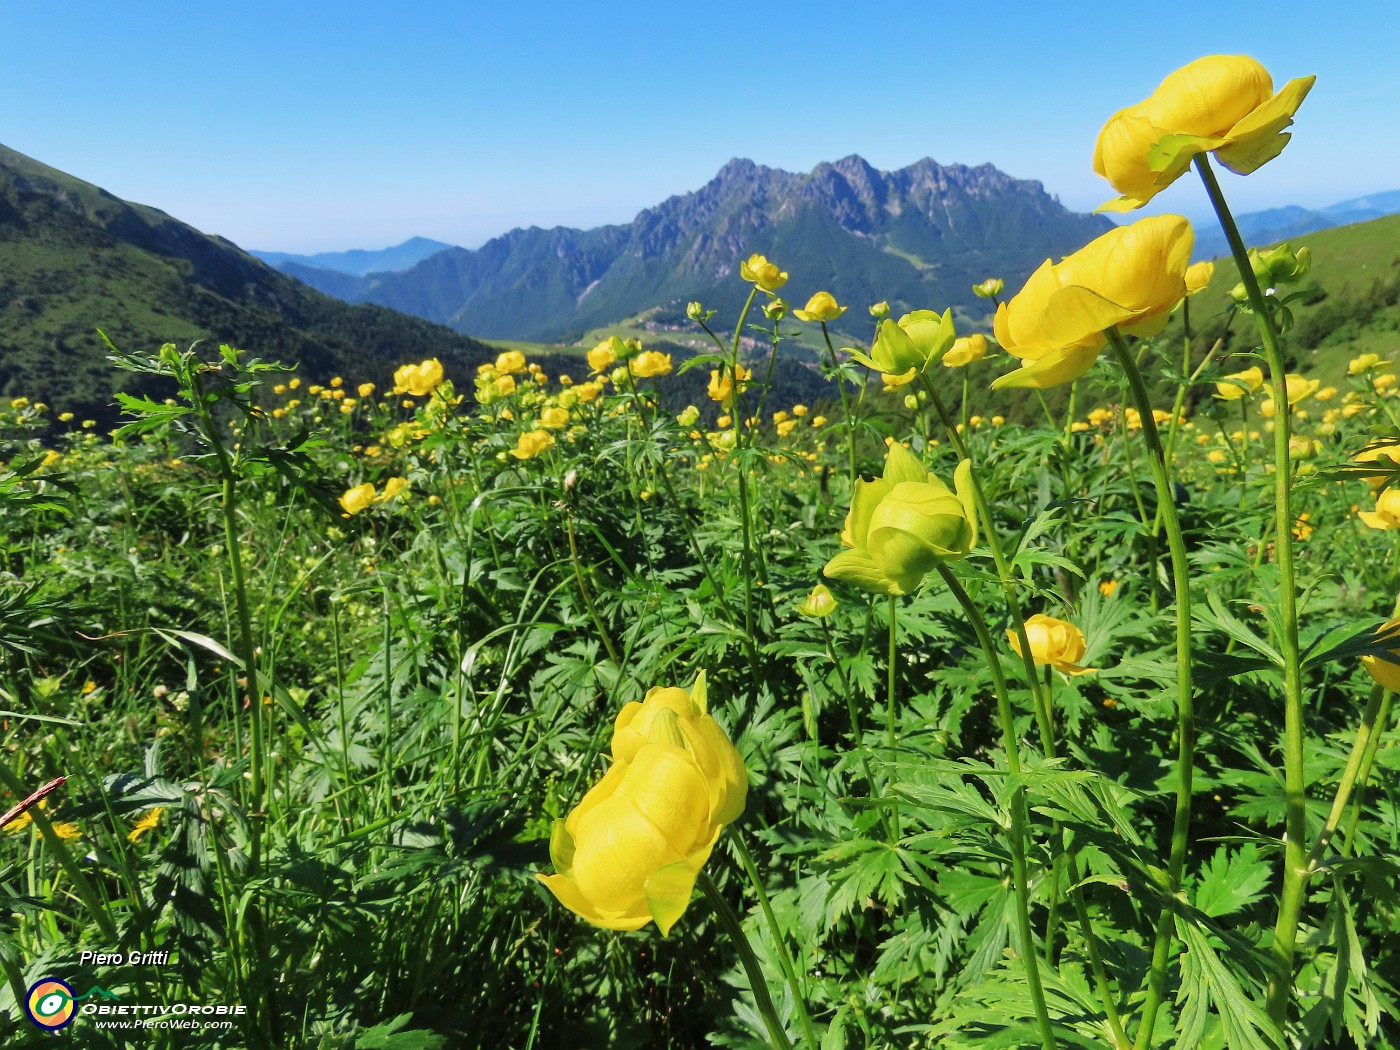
[2,1,1395,253]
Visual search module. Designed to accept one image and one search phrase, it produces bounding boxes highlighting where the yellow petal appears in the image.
[645,827,722,937]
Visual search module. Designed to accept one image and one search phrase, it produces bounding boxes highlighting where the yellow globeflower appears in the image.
[510,430,555,460]
[793,291,847,323]
[1354,443,1400,489]
[378,477,410,502]
[739,254,788,292]
[495,351,527,375]
[1349,353,1392,375]
[1282,374,1319,405]
[1184,260,1215,296]
[358,382,376,398]
[848,309,957,383]
[707,363,751,410]
[991,215,1192,390]
[1007,614,1096,675]
[942,333,988,368]
[588,338,622,374]
[631,351,673,378]
[393,358,444,397]
[538,673,746,934]
[339,483,376,517]
[1362,620,1400,692]
[539,406,570,430]
[1359,488,1400,530]
[1093,55,1315,211]
[823,442,977,596]
[1215,366,1264,400]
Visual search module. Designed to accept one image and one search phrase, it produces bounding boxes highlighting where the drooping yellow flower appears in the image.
[847,309,957,383]
[797,583,838,618]
[1008,614,1096,675]
[538,673,746,934]
[823,442,977,596]
[1093,55,1316,211]
[339,483,376,516]
[631,351,673,378]
[793,291,847,323]
[1362,620,1400,692]
[393,358,444,397]
[1215,366,1264,400]
[1184,260,1215,296]
[991,216,1193,390]
[128,807,164,843]
[942,333,988,368]
[510,430,555,460]
[739,254,788,292]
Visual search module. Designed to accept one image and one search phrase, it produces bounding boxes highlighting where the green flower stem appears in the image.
[1067,848,1130,1050]
[732,833,821,1050]
[190,375,265,867]
[820,323,859,485]
[819,617,881,802]
[1339,688,1396,855]
[1106,330,1197,1050]
[1307,683,1388,868]
[917,374,1056,745]
[962,372,972,434]
[1063,377,1080,443]
[697,869,794,1050]
[564,512,623,667]
[936,564,1057,1049]
[1194,155,1306,1026]
[887,593,901,841]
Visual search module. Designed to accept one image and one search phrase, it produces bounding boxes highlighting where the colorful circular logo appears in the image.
[25,978,77,1030]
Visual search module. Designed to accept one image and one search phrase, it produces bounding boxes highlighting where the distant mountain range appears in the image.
[253,236,453,277]
[254,156,1117,343]
[0,144,500,417]
[1191,190,1400,260]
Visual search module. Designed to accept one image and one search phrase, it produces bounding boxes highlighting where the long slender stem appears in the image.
[820,323,859,485]
[732,835,821,1050]
[1194,155,1306,1026]
[1339,689,1396,855]
[1308,683,1387,867]
[1107,330,1196,1050]
[697,870,793,1050]
[936,565,1057,1049]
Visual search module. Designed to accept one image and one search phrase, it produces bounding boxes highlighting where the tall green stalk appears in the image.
[1194,155,1306,1025]
[697,871,794,1050]
[1104,331,1197,1050]
[936,565,1057,1049]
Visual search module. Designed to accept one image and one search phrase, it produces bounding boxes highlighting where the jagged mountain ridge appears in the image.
[274,155,1117,341]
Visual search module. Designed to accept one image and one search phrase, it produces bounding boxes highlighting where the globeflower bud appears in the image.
[868,301,890,318]
[762,298,787,321]
[972,278,1004,299]
[686,301,705,322]
[676,405,700,427]
[797,584,837,618]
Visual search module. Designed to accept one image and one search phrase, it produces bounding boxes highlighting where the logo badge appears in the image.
[25,978,77,1031]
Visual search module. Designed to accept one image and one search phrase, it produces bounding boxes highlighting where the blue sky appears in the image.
[2,1,1396,253]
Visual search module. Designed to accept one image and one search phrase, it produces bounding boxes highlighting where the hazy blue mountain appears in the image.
[1193,190,1400,259]
[279,155,1117,343]
[253,236,455,276]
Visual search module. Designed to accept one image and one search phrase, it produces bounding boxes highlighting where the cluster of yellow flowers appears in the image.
[339,476,410,516]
